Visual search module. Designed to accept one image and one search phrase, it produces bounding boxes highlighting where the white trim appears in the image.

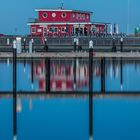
[35,9,93,14]
[28,22,92,26]
[35,9,72,12]
[42,12,48,18]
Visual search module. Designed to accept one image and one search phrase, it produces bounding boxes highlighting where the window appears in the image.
[82,14,85,20]
[52,13,56,18]
[49,27,53,32]
[38,28,42,33]
[42,12,48,18]
[61,27,66,32]
[72,13,75,18]
[54,27,58,33]
[76,14,79,19]
[31,27,36,33]
[61,12,67,18]
[86,14,89,19]
[80,14,82,20]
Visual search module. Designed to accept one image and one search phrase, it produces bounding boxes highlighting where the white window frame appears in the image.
[61,12,67,18]
[42,12,48,18]
[52,13,56,18]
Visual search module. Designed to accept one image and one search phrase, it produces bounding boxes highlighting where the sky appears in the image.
[0,0,139,35]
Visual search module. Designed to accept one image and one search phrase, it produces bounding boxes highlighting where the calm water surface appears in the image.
[0,58,140,92]
[1,58,140,140]
[0,96,140,140]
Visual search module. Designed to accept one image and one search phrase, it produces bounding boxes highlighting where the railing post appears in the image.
[13,40,17,140]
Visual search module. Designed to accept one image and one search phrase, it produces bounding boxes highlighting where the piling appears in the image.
[13,40,17,140]
[73,58,77,89]
[7,38,10,45]
[29,40,33,53]
[112,38,116,52]
[44,38,48,52]
[120,58,123,90]
[23,38,26,52]
[16,37,22,53]
[120,37,123,52]
[31,58,34,89]
[73,38,77,52]
[89,40,93,140]
[31,39,34,52]
[45,58,50,93]
[101,57,105,94]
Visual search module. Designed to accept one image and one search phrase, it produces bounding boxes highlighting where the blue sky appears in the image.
[0,0,139,35]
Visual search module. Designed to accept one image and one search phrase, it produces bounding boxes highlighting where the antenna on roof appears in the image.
[60,0,64,9]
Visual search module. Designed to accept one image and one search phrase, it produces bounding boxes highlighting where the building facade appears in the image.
[28,7,108,36]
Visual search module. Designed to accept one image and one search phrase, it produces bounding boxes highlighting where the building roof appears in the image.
[92,22,111,25]
[27,22,92,26]
[35,9,93,14]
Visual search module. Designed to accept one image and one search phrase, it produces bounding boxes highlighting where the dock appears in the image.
[0,52,140,58]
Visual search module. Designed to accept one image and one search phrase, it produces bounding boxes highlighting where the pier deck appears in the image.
[0,52,140,58]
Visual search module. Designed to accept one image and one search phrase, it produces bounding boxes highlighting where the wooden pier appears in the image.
[0,52,140,58]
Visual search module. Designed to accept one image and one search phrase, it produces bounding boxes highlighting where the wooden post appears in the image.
[120,37,123,52]
[23,38,26,52]
[73,58,76,89]
[120,58,123,90]
[44,38,48,52]
[89,40,93,140]
[31,58,34,89]
[45,58,50,93]
[74,38,77,52]
[101,58,105,94]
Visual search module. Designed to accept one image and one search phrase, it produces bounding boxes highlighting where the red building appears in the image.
[28,6,108,36]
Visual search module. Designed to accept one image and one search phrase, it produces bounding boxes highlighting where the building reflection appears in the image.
[31,59,102,91]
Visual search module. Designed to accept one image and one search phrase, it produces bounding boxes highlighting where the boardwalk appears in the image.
[0,52,140,58]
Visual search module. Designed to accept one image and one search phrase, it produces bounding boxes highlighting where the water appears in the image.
[1,96,140,140]
[1,58,140,140]
[0,58,140,92]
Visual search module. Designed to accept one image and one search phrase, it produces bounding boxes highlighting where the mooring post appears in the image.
[73,38,77,52]
[31,58,34,89]
[23,59,26,73]
[120,37,123,52]
[89,40,93,140]
[112,38,116,52]
[44,38,48,52]
[45,58,50,93]
[73,57,77,90]
[29,40,32,53]
[101,57,105,94]
[23,38,26,52]
[120,57,123,91]
[13,40,17,140]
[31,39,34,52]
